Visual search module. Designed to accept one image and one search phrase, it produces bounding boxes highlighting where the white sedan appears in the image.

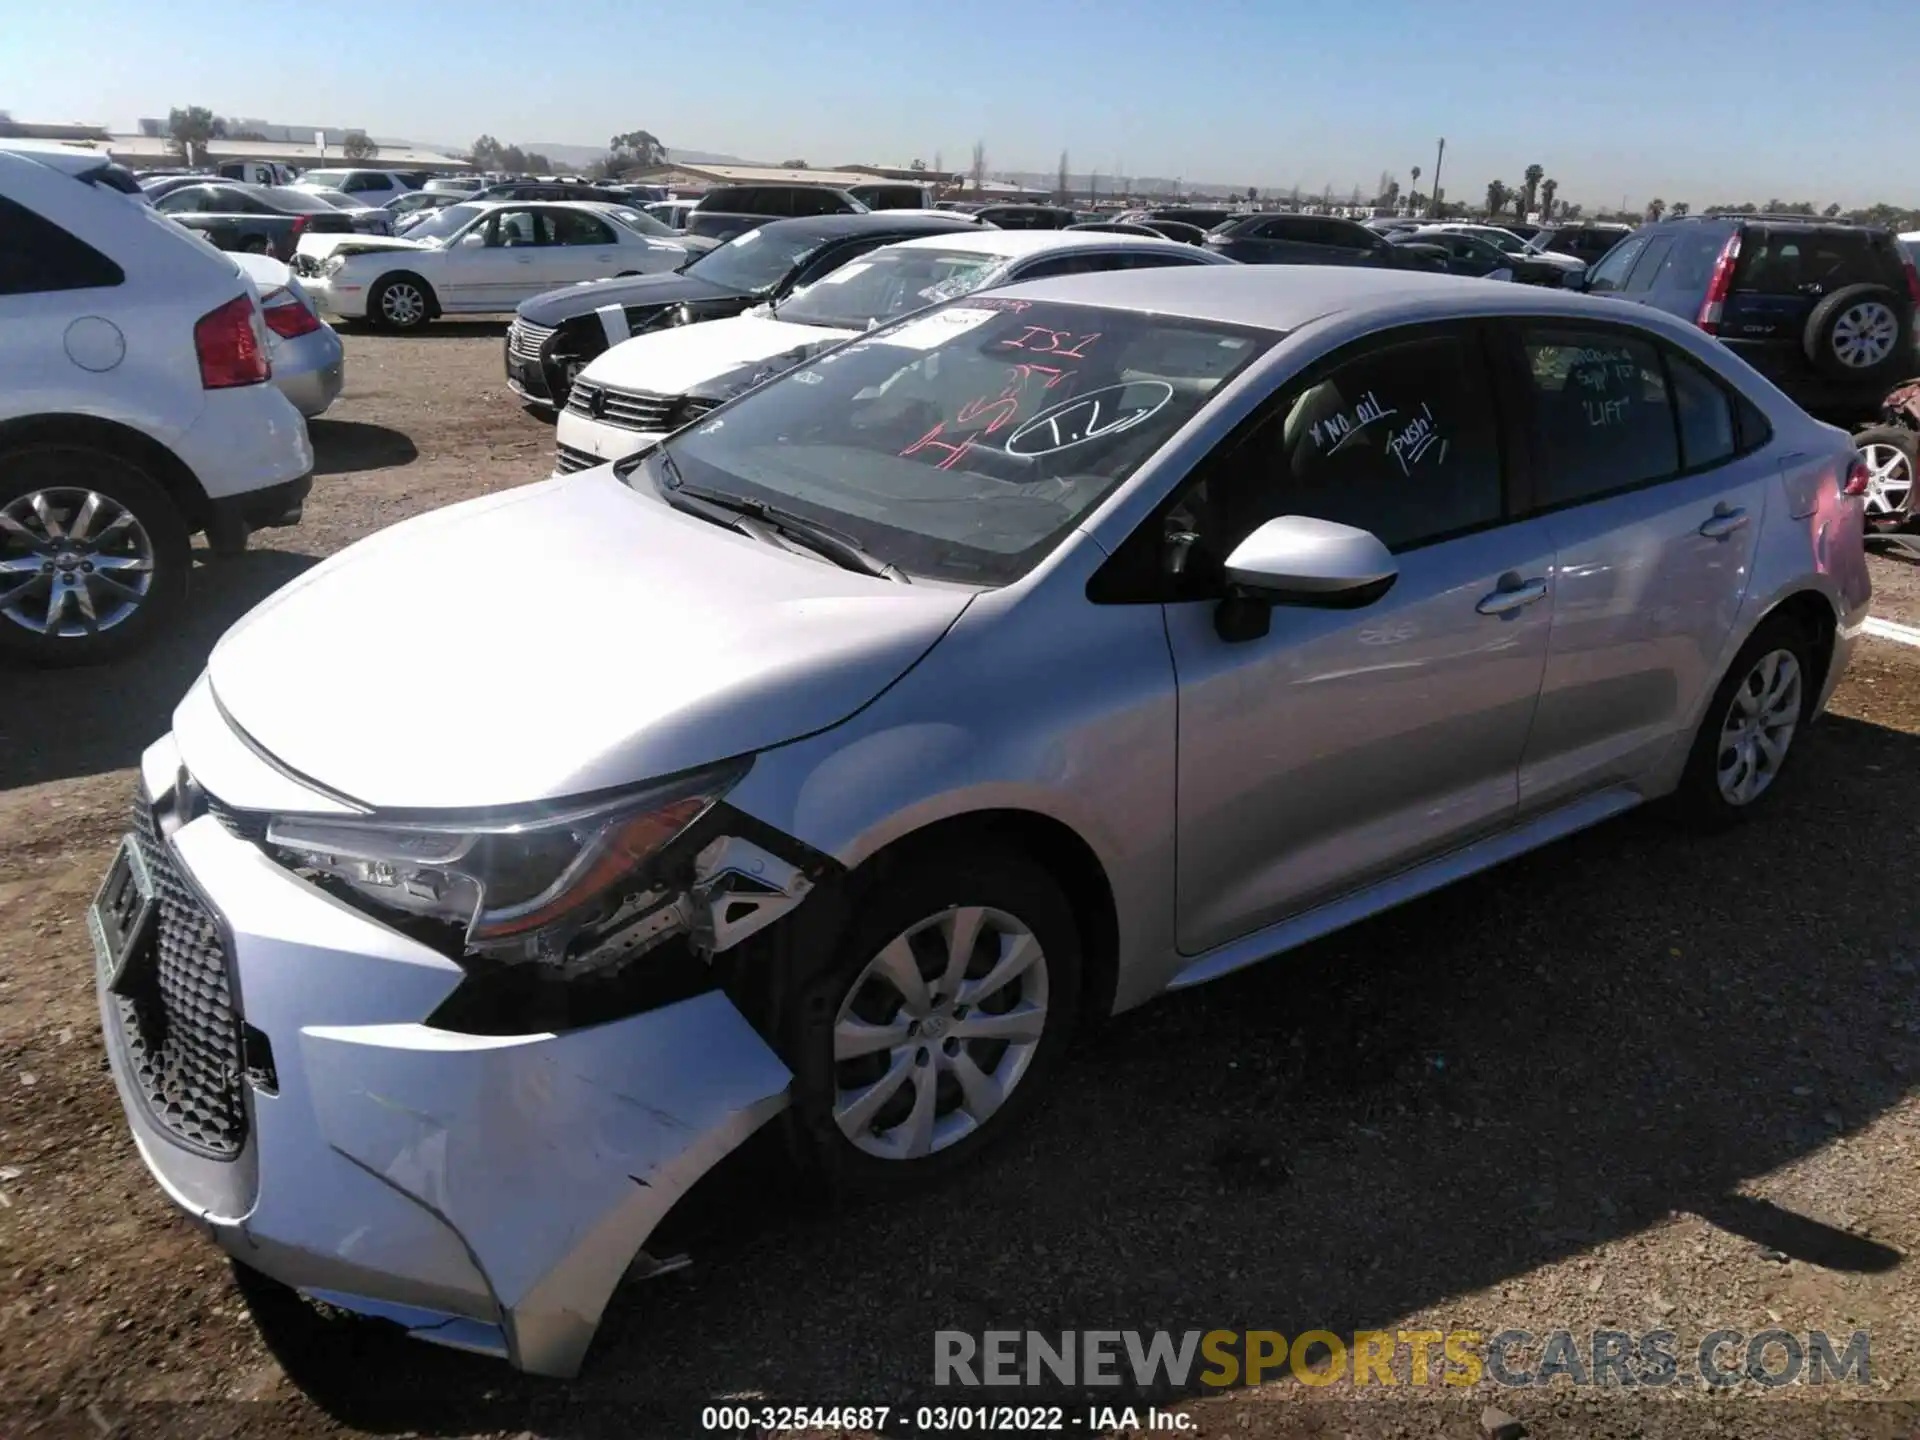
[292,200,689,329]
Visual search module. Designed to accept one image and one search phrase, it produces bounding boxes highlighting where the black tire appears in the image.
[368,273,434,331]
[1668,612,1817,831]
[782,848,1082,1198]
[1851,425,1919,531]
[0,445,190,667]
[1803,284,1911,382]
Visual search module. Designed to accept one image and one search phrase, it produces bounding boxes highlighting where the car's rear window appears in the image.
[1733,227,1901,296]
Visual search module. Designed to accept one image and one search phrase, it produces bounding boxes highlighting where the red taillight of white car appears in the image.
[260,285,322,340]
[1696,233,1741,334]
[194,294,272,388]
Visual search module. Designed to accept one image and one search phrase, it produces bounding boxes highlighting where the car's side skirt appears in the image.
[1167,785,1643,991]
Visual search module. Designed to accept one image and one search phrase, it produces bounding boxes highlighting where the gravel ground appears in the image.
[1,325,1917,1440]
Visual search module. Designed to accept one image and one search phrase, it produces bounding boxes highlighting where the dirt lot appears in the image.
[2,325,1918,1440]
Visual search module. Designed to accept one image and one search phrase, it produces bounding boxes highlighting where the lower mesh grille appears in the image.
[111,793,248,1158]
[553,442,602,475]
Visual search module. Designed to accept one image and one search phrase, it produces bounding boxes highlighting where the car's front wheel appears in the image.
[785,850,1081,1195]
[1853,425,1917,530]
[0,445,190,666]
[369,274,433,331]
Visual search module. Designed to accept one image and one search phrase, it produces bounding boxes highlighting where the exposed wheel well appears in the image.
[1763,589,1839,700]
[374,270,441,318]
[0,413,211,531]
[852,810,1121,1024]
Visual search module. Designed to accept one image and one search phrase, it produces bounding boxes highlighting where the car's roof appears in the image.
[734,211,981,243]
[0,139,118,176]
[978,263,1691,334]
[884,228,1201,258]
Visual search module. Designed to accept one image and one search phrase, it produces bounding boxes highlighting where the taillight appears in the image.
[1844,456,1870,497]
[194,294,271,388]
[1696,234,1741,334]
[1903,251,1920,306]
[260,286,321,339]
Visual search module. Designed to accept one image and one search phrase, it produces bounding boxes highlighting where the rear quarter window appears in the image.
[1733,228,1900,296]
[0,195,126,295]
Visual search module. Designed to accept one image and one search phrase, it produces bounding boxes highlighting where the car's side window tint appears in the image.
[1584,235,1648,293]
[552,212,615,246]
[1523,327,1679,507]
[1169,331,1504,583]
[0,196,126,295]
[1666,350,1737,471]
[1624,235,1676,292]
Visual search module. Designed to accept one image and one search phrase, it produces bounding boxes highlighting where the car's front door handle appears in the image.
[1476,577,1550,616]
[1699,504,1750,540]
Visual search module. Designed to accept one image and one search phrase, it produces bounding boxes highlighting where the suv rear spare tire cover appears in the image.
[1803,283,1911,380]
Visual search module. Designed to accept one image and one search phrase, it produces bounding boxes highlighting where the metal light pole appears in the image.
[1429,138,1446,219]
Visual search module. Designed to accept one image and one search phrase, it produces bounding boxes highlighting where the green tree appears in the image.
[166,105,224,160]
[610,130,667,167]
[1246,184,1258,203]
[1646,197,1666,222]
[470,135,503,168]
[1670,201,1690,217]
[1521,163,1545,219]
[1539,177,1558,220]
[342,130,377,160]
[1824,202,1842,218]
[909,158,926,171]
[1485,179,1510,219]
[524,152,553,173]
[779,158,809,169]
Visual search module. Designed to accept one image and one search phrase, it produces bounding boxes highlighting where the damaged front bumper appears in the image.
[91,730,794,1377]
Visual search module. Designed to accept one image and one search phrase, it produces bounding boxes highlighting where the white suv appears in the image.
[0,143,314,664]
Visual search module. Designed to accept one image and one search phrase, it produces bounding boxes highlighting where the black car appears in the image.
[505,210,984,408]
[1069,218,1210,246]
[1204,212,1435,268]
[151,182,362,260]
[1574,212,1920,420]
[972,204,1077,230]
[696,184,867,219]
[472,180,631,204]
[683,211,768,245]
[1393,229,1569,285]
[1527,223,1633,264]
[1122,206,1235,230]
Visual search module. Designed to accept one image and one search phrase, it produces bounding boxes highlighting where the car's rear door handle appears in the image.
[1476,577,1550,616]
[1699,503,1750,539]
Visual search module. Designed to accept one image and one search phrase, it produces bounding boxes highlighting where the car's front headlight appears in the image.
[265,761,746,968]
[320,255,346,277]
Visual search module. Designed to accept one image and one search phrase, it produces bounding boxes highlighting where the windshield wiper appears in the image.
[649,454,909,582]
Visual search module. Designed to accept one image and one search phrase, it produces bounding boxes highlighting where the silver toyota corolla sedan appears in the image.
[89,266,1870,1376]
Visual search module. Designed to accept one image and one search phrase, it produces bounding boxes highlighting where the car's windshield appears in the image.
[774,247,1011,330]
[299,170,356,190]
[684,226,829,293]
[604,205,675,238]
[403,202,486,244]
[636,298,1274,584]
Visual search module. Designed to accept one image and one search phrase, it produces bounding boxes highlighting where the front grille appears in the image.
[111,792,248,1159]
[508,319,556,363]
[565,381,680,433]
[553,442,601,475]
[206,795,268,843]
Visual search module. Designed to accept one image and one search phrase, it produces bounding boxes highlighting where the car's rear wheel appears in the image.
[1804,284,1910,381]
[369,274,433,331]
[1852,425,1918,530]
[1669,613,1816,830]
[783,850,1081,1196]
[0,446,189,667]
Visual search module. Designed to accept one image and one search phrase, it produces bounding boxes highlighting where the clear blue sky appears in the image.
[5,0,1911,208]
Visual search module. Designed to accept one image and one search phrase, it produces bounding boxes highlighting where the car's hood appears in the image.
[295,232,433,264]
[1524,250,1587,270]
[204,470,971,810]
[684,333,862,406]
[517,270,745,326]
[581,314,859,397]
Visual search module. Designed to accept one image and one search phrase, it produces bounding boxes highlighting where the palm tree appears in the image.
[1540,177,1558,219]
[1485,180,1510,219]
[1646,197,1667,222]
[1410,165,1421,215]
[1522,163,1545,220]
[1671,202,1691,218]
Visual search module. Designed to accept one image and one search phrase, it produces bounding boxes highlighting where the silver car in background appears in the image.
[230,251,344,417]
[89,267,1869,1377]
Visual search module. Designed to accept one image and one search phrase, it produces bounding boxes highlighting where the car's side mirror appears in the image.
[1213,515,1398,642]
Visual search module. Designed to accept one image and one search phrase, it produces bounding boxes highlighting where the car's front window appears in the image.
[404,202,486,244]
[683,226,827,292]
[635,298,1274,584]
[774,247,1011,330]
